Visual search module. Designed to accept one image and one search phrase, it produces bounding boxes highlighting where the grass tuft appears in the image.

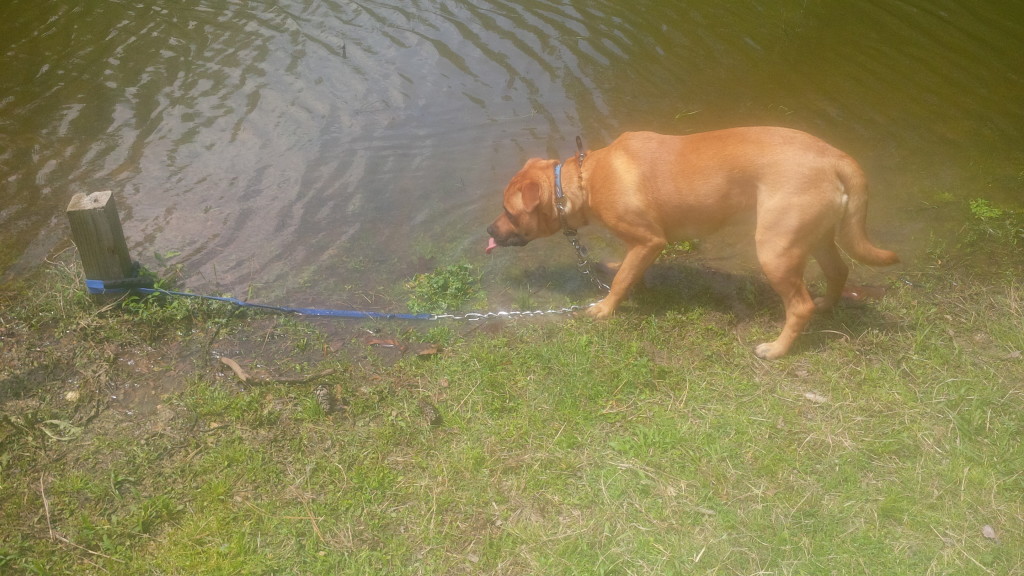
[405,263,482,314]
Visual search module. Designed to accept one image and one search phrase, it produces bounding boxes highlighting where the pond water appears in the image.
[2,1,1022,310]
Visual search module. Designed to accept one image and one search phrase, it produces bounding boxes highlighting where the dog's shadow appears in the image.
[515,258,898,354]
[514,257,775,318]
[633,261,771,319]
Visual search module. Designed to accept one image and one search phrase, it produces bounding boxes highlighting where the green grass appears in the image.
[405,262,483,315]
[2,216,1023,574]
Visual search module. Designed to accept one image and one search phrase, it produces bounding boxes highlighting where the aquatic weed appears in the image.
[405,263,481,314]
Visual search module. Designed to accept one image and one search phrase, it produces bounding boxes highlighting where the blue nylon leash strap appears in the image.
[84,279,435,320]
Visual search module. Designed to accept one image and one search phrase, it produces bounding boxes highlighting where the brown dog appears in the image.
[486,127,899,359]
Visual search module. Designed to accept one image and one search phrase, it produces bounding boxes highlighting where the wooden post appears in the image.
[66,191,134,291]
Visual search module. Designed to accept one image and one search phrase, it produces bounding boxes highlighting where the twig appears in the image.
[219,357,336,385]
[242,499,324,522]
[243,498,331,547]
[302,499,327,546]
[39,475,125,564]
[40,475,54,540]
[815,329,851,342]
[454,379,483,413]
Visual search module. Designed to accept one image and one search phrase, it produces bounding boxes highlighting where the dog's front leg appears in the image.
[587,240,665,318]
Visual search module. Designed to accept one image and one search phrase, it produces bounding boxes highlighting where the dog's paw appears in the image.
[813,296,837,311]
[754,342,787,360]
[586,301,615,319]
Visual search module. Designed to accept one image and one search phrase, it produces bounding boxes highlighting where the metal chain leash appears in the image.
[557,135,611,294]
[561,227,611,293]
[431,302,595,321]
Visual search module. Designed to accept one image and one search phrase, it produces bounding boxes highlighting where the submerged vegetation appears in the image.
[968,197,1024,246]
[1,201,1022,575]
[405,262,482,315]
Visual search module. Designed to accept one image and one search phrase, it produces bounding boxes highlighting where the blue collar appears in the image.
[554,162,565,201]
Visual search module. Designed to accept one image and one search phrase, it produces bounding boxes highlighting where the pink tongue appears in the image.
[486,237,498,254]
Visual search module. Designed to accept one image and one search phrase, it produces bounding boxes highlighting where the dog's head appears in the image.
[486,158,562,251]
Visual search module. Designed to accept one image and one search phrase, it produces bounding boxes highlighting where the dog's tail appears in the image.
[835,157,900,266]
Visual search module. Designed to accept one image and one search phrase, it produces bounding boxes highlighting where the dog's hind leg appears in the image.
[753,243,816,360]
[811,237,849,311]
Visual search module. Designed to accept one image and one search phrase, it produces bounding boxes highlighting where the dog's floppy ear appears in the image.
[520,180,541,212]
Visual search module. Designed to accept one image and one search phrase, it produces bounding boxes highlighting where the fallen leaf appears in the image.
[982,524,998,541]
[1008,350,1021,359]
[415,344,441,357]
[220,357,249,382]
[39,420,83,441]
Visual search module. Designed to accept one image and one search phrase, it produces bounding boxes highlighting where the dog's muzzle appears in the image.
[486,224,529,247]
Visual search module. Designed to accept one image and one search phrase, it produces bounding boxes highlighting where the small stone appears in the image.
[803,391,828,404]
